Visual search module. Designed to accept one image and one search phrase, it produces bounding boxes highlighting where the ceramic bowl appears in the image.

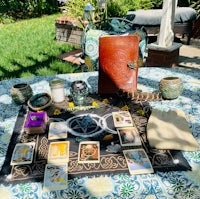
[27,93,52,111]
[10,83,33,105]
[159,77,183,99]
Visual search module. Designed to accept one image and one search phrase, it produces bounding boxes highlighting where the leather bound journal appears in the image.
[98,34,140,94]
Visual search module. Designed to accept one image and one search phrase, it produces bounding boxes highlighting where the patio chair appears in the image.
[126,7,197,45]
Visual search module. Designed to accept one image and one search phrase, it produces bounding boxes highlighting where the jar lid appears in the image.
[49,79,64,87]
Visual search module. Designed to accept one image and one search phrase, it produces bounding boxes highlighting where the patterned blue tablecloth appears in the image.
[0,67,200,199]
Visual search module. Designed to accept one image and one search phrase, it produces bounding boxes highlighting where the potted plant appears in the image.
[55,0,162,46]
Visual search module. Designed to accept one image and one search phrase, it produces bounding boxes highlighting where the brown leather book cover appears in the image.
[98,34,140,94]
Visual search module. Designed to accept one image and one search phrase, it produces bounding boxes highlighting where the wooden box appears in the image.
[55,17,83,47]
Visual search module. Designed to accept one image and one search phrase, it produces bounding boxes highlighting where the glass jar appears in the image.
[49,79,65,103]
[70,80,89,106]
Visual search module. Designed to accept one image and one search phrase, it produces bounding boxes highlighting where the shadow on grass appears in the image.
[0,51,81,81]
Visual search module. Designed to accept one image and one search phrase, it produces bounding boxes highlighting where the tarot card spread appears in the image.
[43,163,68,192]
[78,141,100,163]
[10,142,35,165]
[1,99,191,184]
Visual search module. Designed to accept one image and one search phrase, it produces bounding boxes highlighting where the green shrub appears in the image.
[0,0,59,21]
[106,0,130,17]
[62,0,162,21]
[62,0,92,18]
[0,13,15,24]
[151,0,163,9]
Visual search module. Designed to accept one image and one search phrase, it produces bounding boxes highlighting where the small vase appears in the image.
[11,83,33,105]
[159,77,183,100]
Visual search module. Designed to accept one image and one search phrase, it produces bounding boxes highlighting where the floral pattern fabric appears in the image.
[0,67,200,198]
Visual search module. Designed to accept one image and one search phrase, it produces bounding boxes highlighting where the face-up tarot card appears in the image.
[48,141,70,164]
[112,111,134,127]
[48,122,68,140]
[10,142,35,165]
[117,126,141,147]
[78,141,100,163]
[123,149,154,175]
[43,163,68,192]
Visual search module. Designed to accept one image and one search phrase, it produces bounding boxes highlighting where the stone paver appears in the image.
[178,38,200,69]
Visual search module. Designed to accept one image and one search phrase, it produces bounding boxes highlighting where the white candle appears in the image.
[49,79,65,103]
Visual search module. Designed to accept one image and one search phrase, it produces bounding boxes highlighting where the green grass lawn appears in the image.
[0,14,81,81]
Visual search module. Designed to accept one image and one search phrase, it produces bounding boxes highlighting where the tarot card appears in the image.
[48,141,70,164]
[43,163,68,192]
[112,111,134,127]
[10,142,35,165]
[117,126,141,147]
[78,141,100,163]
[123,148,154,175]
[48,122,68,140]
